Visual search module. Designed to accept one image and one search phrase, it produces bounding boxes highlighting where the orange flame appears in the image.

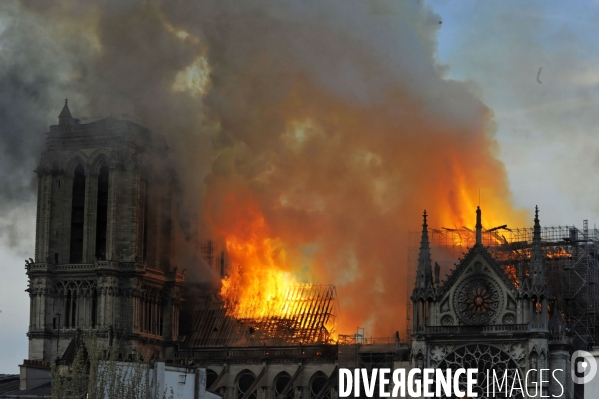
[220,227,300,320]
[547,248,572,259]
[217,210,337,342]
[207,188,340,342]
[215,201,297,315]
[200,78,529,339]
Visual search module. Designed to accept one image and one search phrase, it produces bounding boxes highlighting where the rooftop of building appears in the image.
[45,100,168,152]
[0,375,51,399]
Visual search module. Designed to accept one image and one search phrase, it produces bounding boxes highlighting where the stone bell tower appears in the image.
[21,101,185,386]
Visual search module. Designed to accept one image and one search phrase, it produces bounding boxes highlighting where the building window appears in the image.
[236,370,256,399]
[91,289,97,328]
[69,164,86,263]
[206,369,218,392]
[142,180,149,263]
[65,290,77,329]
[310,372,330,399]
[95,165,109,260]
[274,372,294,399]
[437,344,522,399]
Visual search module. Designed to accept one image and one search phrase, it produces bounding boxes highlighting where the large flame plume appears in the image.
[9,1,529,338]
[217,201,300,320]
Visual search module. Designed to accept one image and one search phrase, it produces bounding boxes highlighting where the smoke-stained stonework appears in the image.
[22,104,185,388]
[410,208,574,399]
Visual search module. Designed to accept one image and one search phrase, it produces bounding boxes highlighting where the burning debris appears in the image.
[188,284,337,346]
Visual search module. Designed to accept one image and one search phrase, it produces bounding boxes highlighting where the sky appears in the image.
[2,1,599,373]
[428,0,599,226]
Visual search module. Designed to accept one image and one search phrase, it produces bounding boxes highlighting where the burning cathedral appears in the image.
[18,103,351,398]
[410,208,575,398]
[14,103,595,398]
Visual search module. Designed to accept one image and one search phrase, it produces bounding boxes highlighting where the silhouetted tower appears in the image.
[528,206,548,329]
[24,102,184,375]
[475,206,482,245]
[412,210,435,332]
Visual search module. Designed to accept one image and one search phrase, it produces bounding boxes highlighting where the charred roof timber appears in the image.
[186,284,338,347]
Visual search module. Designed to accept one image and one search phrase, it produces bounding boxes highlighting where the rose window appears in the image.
[467,284,493,313]
[437,344,522,399]
[454,277,503,325]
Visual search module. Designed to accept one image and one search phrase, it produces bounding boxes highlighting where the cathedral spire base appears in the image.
[475,206,482,246]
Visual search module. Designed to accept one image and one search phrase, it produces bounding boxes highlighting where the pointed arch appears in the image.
[95,164,109,260]
[206,369,218,392]
[309,371,331,399]
[63,151,89,176]
[438,344,523,399]
[235,369,257,399]
[529,350,539,384]
[88,149,111,175]
[273,371,294,399]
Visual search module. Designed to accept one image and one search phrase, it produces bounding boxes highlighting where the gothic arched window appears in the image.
[236,370,256,399]
[437,344,522,399]
[274,372,294,399]
[69,164,86,263]
[309,372,330,399]
[206,369,218,392]
[91,288,97,328]
[64,289,77,329]
[95,165,109,260]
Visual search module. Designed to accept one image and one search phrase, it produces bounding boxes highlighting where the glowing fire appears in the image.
[214,202,337,342]
[220,231,300,320]
[547,248,572,259]
[204,129,529,339]
[501,264,520,289]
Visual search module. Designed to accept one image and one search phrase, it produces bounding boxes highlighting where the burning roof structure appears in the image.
[186,284,337,347]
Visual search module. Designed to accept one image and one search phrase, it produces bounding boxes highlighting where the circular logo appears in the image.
[571,350,598,384]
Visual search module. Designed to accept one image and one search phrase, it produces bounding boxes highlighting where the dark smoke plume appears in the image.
[0,0,526,336]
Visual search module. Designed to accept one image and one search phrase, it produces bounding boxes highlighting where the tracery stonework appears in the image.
[437,344,523,399]
[24,105,185,365]
[454,276,502,325]
[411,209,573,399]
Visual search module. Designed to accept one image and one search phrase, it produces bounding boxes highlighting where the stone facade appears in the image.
[175,345,341,399]
[411,207,574,399]
[23,102,185,368]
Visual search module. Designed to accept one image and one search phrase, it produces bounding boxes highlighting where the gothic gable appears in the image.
[437,245,517,326]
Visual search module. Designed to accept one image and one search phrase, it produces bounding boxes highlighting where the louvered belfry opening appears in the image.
[69,164,86,263]
[95,165,109,260]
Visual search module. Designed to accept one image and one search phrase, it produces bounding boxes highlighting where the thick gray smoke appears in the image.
[0,1,525,336]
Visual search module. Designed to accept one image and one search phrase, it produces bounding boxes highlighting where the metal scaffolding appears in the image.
[406,222,599,349]
[338,331,409,370]
[187,284,338,347]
